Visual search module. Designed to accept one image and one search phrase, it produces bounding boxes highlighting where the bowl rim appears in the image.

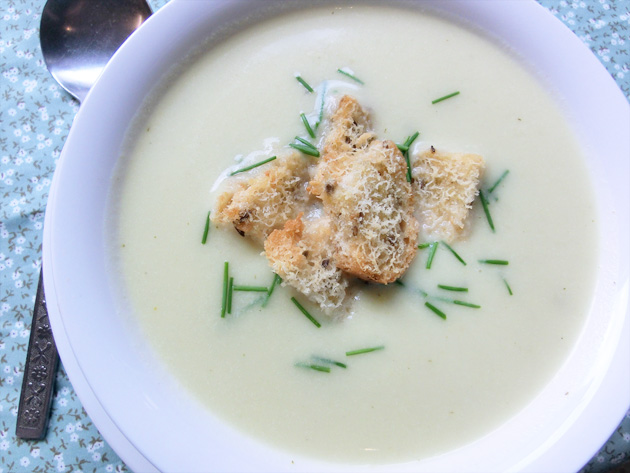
[44,0,630,472]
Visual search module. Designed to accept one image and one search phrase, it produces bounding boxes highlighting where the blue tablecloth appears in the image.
[1,0,628,471]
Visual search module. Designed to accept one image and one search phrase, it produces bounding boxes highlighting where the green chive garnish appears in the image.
[289,143,320,157]
[291,297,321,328]
[418,242,431,249]
[397,132,419,182]
[394,279,405,286]
[337,68,364,84]
[262,273,282,307]
[345,346,384,356]
[438,284,468,292]
[424,301,446,320]
[227,277,234,314]
[440,241,467,265]
[404,152,412,182]
[479,190,495,232]
[488,170,510,194]
[233,285,269,292]
[230,156,277,176]
[315,82,327,129]
[295,75,314,93]
[269,274,282,293]
[404,131,420,147]
[221,262,229,318]
[479,259,509,265]
[503,278,513,295]
[294,136,317,149]
[312,356,347,369]
[453,300,481,309]
[426,241,439,269]
[296,362,330,373]
[432,91,460,104]
[201,211,211,244]
[300,113,316,138]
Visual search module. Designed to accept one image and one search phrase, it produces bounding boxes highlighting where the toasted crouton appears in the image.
[411,147,485,242]
[264,214,348,313]
[322,95,376,156]
[213,152,311,243]
[310,138,419,284]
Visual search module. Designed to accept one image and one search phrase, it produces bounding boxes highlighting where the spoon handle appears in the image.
[16,270,59,440]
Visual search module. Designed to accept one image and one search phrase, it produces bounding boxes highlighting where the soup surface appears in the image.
[109,4,598,464]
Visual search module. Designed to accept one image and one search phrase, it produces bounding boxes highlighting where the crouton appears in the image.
[411,147,485,242]
[213,151,312,243]
[322,95,376,156]
[310,137,419,284]
[264,214,348,313]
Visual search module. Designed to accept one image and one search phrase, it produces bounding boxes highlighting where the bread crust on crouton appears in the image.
[311,118,419,284]
[322,95,376,156]
[412,147,485,243]
[213,152,311,243]
[264,214,348,313]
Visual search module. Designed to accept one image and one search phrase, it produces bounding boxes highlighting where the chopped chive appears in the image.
[230,156,277,176]
[394,279,405,286]
[424,301,447,320]
[227,277,234,314]
[312,356,347,369]
[221,261,229,318]
[432,91,460,104]
[397,132,419,183]
[269,274,282,294]
[296,362,330,373]
[345,346,384,356]
[337,68,364,84]
[453,300,481,309]
[300,113,316,138]
[315,82,327,129]
[440,241,467,266]
[262,273,282,307]
[294,136,318,150]
[233,285,269,292]
[404,150,412,182]
[201,211,211,244]
[479,259,509,265]
[479,190,495,232]
[488,170,510,194]
[418,242,431,249]
[291,297,321,328]
[438,284,468,292]
[289,143,320,157]
[404,131,420,147]
[295,75,314,93]
[503,278,513,295]
[426,242,439,269]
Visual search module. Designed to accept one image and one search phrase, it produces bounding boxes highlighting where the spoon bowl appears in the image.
[40,0,152,102]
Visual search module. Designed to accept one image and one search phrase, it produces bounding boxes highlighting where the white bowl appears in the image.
[43,1,630,472]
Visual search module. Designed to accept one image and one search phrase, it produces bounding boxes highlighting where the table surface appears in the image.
[1,0,629,472]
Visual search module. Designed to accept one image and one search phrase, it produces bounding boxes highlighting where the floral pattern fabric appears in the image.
[0,0,628,472]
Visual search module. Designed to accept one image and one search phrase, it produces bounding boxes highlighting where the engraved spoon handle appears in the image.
[16,0,153,441]
[16,271,59,439]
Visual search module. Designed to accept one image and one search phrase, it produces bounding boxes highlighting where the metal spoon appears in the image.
[16,0,152,440]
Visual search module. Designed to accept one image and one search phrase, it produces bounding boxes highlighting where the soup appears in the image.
[109,4,597,464]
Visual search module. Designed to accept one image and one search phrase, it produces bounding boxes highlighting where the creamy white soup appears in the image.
[109,4,598,464]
